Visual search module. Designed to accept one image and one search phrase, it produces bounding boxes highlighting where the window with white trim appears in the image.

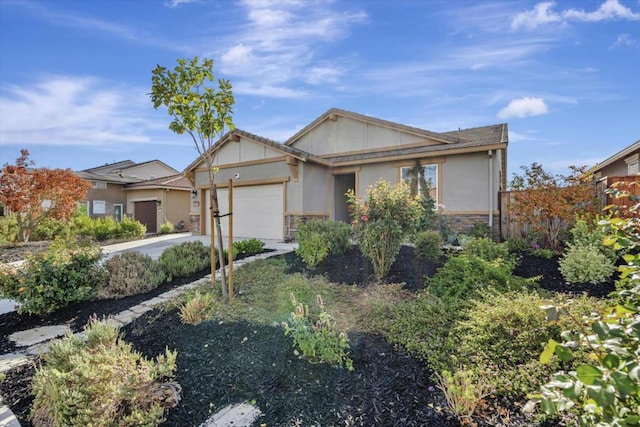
[629,161,639,176]
[401,164,438,204]
[93,200,106,214]
[92,181,107,189]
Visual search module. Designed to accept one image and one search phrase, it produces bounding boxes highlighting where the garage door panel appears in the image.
[205,184,283,240]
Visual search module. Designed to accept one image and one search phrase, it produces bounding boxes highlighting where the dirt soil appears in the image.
[0,247,617,426]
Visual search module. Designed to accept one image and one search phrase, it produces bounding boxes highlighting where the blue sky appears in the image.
[0,0,638,180]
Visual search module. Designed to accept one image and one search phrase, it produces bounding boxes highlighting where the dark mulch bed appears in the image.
[121,310,458,426]
[0,269,211,355]
[282,245,445,291]
[0,246,618,426]
[512,251,616,298]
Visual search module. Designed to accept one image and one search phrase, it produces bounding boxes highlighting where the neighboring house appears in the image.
[76,160,181,233]
[124,174,191,234]
[185,108,508,241]
[589,140,640,209]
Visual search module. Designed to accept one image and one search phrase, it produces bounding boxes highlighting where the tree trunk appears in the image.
[210,186,228,298]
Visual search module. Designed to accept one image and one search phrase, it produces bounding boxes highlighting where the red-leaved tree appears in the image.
[0,149,91,242]
[509,163,598,250]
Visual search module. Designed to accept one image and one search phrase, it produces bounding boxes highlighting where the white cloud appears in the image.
[165,0,198,8]
[497,97,549,119]
[511,0,640,30]
[511,2,561,30]
[611,33,638,48]
[213,0,366,97]
[0,76,172,147]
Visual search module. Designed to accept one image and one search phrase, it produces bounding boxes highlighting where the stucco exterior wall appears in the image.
[293,116,436,156]
[302,163,330,214]
[356,164,397,197]
[213,138,282,165]
[85,183,126,217]
[440,152,498,212]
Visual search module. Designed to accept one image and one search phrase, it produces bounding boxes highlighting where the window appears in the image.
[92,181,107,189]
[629,161,639,176]
[93,200,106,214]
[401,164,438,204]
[626,154,639,175]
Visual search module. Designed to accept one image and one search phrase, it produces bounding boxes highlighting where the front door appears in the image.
[333,173,355,222]
[114,204,123,222]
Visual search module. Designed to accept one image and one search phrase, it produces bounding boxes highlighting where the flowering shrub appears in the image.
[0,241,106,314]
[347,180,423,280]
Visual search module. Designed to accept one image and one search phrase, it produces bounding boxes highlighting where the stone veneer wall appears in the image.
[190,214,200,234]
[447,214,500,241]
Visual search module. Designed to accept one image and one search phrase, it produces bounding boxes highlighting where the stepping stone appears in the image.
[8,325,69,347]
[200,402,261,427]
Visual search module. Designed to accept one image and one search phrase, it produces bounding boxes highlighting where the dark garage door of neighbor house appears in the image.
[134,201,157,234]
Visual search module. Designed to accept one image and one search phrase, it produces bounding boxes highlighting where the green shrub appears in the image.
[101,252,166,298]
[0,215,18,243]
[348,180,423,280]
[116,216,146,239]
[296,219,351,268]
[32,217,69,241]
[559,243,616,284]
[92,216,119,241]
[453,291,565,397]
[282,294,353,371]
[31,318,180,427]
[296,232,328,268]
[377,292,461,372]
[462,237,514,266]
[426,253,528,303]
[0,241,106,314]
[469,221,491,239]
[436,369,492,423]
[178,290,213,325]
[414,230,443,261]
[568,216,617,262]
[232,238,265,257]
[159,219,174,234]
[505,236,529,253]
[531,248,554,259]
[158,241,210,280]
[528,183,640,426]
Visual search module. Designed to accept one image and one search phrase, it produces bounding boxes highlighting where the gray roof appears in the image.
[124,174,191,190]
[75,170,143,184]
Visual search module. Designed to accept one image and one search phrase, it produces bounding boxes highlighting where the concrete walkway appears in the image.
[0,236,295,426]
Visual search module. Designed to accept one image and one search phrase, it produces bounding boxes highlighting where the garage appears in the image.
[205,184,284,240]
[134,200,157,234]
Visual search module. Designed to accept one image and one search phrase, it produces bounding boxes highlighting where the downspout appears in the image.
[488,150,493,236]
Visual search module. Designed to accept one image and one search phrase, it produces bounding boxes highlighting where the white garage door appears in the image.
[205,184,284,240]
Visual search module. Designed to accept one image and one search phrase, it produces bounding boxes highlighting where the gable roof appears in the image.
[285,108,466,147]
[183,128,327,174]
[76,159,179,184]
[124,174,191,191]
[590,140,640,174]
[324,123,508,165]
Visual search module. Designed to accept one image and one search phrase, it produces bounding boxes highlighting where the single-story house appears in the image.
[76,160,187,233]
[589,140,640,209]
[185,108,508,241]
